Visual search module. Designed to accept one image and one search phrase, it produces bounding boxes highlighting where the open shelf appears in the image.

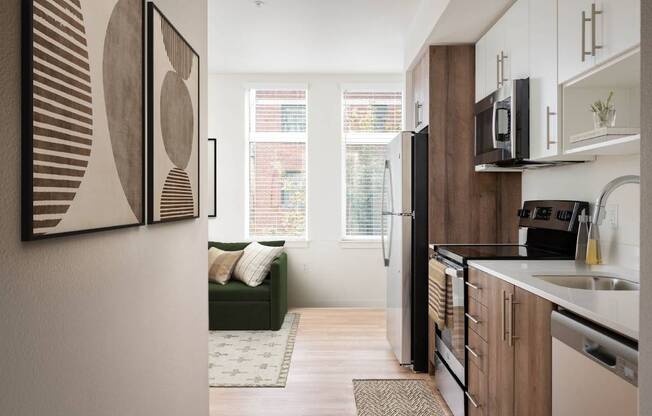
[564,133,640,156]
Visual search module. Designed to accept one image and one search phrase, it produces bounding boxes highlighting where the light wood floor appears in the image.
[209,308,439,416]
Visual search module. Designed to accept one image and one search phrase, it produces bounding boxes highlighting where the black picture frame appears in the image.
[208,138,217,218]
[21,0,146,241]
[147,2,201,224]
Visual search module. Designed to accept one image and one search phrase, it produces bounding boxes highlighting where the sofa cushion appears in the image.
[208,247,243,285]
[208,280,270,302]
[233,242,284,287]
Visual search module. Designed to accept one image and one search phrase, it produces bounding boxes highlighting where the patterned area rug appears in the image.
[209,313,299,387]
[353,379,451,416]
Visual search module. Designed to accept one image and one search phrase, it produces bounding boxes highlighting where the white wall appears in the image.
[638,0,651,409]
[208,73,403,307]
[523,155,641,274]
[0,1,209,416]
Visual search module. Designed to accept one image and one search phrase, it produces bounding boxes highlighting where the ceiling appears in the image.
[207,0,420,74]
[207,0,514,74]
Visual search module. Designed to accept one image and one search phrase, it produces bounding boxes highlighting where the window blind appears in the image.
[343,89,402,238]
[248,89,307,238]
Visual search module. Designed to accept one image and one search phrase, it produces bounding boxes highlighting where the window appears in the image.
[342,88,402,239]
[247,88,307,239]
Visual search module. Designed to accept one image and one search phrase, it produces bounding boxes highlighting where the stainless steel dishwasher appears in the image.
[551,311,638,416]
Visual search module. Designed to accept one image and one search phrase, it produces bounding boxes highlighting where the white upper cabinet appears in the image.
[558,0,640,83]
[504,0,529,80]
[529,0,559,160]
[475,35,487,102]
[594,0,641,64]
[474,0,529,103]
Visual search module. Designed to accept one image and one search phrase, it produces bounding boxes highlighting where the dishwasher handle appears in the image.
[551,311,638,386]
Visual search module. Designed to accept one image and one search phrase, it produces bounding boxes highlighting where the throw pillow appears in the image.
[208,247,244,285]
[233,242,284,287]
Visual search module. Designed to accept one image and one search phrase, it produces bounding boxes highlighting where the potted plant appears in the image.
[590,91,616,129]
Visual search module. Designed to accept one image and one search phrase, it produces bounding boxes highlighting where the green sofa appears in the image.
[208,241,287,331]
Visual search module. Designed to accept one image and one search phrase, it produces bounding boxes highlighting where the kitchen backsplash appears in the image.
[522,154,641,274]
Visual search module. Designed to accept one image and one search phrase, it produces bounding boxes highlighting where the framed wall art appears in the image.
[21,0,145,240]
[207,138,217,218]
[147,3,200,224]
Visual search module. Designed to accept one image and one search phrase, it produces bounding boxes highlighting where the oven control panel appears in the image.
[518,200,589,232]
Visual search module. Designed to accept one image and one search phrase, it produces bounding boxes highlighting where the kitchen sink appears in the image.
[533,274,639,291]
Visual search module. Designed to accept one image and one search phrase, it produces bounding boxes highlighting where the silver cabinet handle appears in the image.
[415,101,423,128]
[465,313,480,325]
[496,53,501,89]
[501,289,507,341]
[581,10,590,62]
[508,293,519,347]
[590,3,603,56]
[546,106,557,149]
[466,344,481,359]
[500,50,508,84]
[465,281,481,291]
[465,391,480,408]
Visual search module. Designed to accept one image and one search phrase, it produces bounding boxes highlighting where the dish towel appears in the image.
[428,259,448,328]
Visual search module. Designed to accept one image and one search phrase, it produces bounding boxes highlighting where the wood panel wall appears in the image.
[427,45,521,244]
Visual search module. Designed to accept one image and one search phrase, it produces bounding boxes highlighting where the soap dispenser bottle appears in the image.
[575,209,589,264]
[586,220,602,265]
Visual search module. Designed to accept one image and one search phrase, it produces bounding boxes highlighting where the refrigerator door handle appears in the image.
[381,160,393,267]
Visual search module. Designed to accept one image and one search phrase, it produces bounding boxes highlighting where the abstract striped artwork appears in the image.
[160,168,194,219]
[148,3,200,223]
[31,0,93,236]
[22,0,144,240]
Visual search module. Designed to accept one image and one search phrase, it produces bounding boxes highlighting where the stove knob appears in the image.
[556,210,573,221]
[517,209,531,218]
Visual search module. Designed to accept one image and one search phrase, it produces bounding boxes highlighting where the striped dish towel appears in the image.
[428,260,448,328]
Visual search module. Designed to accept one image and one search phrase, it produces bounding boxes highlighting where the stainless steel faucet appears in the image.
[592,175,640,225]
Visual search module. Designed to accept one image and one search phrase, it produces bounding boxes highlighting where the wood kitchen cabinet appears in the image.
[466,267,553,416]
[411,51,429,131]
[558,0,640,84]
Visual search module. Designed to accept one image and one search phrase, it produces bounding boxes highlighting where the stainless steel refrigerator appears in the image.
[381,129,429,372]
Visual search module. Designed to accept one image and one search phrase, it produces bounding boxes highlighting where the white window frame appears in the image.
[244,84,309,241]
[340,84,403,242]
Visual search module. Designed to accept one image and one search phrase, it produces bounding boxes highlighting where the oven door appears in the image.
[432,258,466,383]
[475,82,514,165]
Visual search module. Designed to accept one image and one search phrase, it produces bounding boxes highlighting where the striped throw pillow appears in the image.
[233,242,284,287]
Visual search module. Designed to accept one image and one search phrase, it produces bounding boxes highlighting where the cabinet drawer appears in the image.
[467,297,488,341]
[467,328,488,374]
[467,268,488,306]
[467,360,487,416]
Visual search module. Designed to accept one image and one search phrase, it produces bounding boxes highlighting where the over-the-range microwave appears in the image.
[474,78,530,167]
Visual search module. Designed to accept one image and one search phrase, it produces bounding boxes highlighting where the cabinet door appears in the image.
[595,0,640,64]
[558,0,594,83]
[475,35,487,102]
[513,287,553,416]
[420,51,430,129]
[504,0,529,80]
[484,19,505,92]
[529,0,559,159]
[411,60,422,130]
[485,271,515,416]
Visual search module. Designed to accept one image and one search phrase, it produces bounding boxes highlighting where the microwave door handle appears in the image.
[491,101,499,149]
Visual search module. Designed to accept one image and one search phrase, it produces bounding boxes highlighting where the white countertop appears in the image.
[467,260,640,341]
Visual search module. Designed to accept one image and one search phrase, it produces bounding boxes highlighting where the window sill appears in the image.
[339,240,382,249]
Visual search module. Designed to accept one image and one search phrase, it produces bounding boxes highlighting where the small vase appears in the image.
[592,108,616,129]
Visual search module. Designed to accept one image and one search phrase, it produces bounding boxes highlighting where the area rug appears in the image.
[353,379,451,416]
[208,313,300,387]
